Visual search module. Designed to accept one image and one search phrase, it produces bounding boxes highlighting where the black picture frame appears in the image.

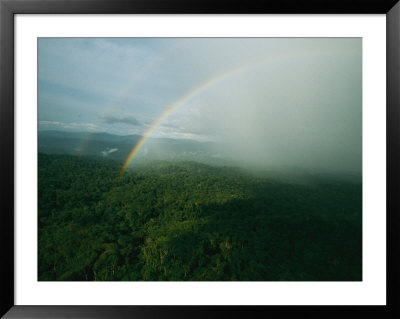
[1,0,399,318]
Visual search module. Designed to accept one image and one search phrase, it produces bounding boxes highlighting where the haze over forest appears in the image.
[38,38,362,281]
[39,38,362,173]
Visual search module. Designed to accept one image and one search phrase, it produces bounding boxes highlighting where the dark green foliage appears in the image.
[38,153,362,281]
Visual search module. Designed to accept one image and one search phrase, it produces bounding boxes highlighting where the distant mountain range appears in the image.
[38,130,227,165]
[38,130,361,183]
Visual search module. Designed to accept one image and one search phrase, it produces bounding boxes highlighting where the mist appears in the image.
[152,39,362,173]
[39,38,362,173]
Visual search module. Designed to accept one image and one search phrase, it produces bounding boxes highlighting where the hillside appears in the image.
[38,130,224,165]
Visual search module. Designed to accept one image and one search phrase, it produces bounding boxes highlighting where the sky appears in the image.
[38,38,362,172]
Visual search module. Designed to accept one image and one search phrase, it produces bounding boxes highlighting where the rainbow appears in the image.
[119,63,251,176]
[119,47,358,175]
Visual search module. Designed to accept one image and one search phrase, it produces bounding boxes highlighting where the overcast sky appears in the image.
[38,38,362,172]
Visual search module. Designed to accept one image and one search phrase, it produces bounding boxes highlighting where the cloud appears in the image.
[38,38,362,172]
[151,123,215,141]
[101,148,118,156]
[39,120,104,132]
[100,115,142,126]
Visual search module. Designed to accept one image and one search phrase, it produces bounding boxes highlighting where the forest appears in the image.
[38,153,362,281]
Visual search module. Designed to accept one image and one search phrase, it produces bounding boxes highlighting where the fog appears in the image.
[151,39,362,173]
[39,38,362,173]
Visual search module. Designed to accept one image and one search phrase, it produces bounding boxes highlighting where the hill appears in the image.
[38,130,226,165]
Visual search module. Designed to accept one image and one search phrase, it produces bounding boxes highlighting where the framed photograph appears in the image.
[1,0,399,318]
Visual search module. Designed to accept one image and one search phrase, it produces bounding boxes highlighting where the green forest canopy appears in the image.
[38,153,362,281]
